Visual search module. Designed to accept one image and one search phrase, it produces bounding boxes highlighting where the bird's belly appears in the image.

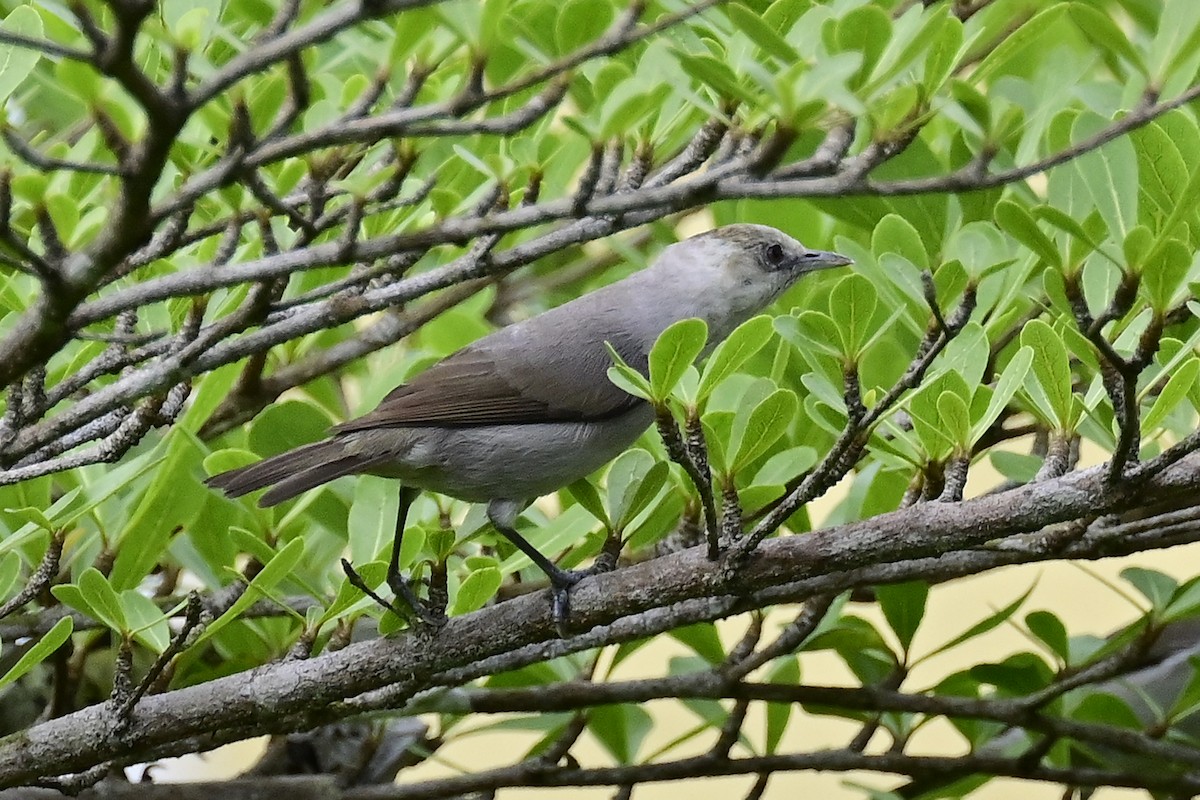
[356,405,655,503]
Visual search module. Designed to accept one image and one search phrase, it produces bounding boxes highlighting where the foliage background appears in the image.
[0,0,1200,797]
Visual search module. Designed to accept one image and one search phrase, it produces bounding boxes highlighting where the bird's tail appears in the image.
[205,440,374,507]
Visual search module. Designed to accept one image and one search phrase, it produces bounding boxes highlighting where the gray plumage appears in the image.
[206,224,851,628]
[208,224,850,508]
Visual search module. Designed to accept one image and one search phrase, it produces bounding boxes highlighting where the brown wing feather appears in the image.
[333,330,645,433]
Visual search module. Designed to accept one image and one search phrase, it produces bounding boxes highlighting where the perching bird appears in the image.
[207,224,851,630]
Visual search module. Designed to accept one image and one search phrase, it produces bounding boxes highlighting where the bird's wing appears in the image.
[333,325,646,432]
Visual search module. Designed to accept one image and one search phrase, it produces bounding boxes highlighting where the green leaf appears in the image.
[599,85,670,140]
[971,5,1069,86]
[701,410,733,476]
[1132,122,1190,224]
[161,0,221,48]
[77,568,128,633]
[674,51,759,105]
[566,479,609,529]
[248,400,335,463]
[6,486,83,536]
[971,346,1034,443]
[1167,656,1200,724]
[319,560,388,626]
[1020,320,1075,431]
[697,315,774,403]
[178,364,241,432]
[203,448,256,477]
[727,2,799,62]
[1071,693,1142,729]
[670,622,725,664]
[872,214,928,271]
[1067,3,1148,77]
[1144,157,1200,268]
[970,652,1054,694]
[876,581,929,654]
[451,566,502,615]
[617,461,669,532]
[990,451,1042,483]
[1144,357,1200,431]
[348,476,400,565]
[731,389,798,472]
[828,273,878,359]
[0,551,19,599]
[649,319,708,402]
[835,4,890,88]
[922,12,963,94]
[775,311,843,358]
[1025,610,1070,663]
[0,6,43,103]
[752,445,818,486]
[427,527,456,562]
[110,430,206,590]
[228,527,276,567]
[606,450,669,531]
[195,537,306,644]
[556,0,612,53]
[1142,238,1192,311]
[936,391,971,453]
[50,584,95,625]
[924,583,1034,659]
[122,591,171,654]
[1122,567,1177,612]
[764,656,800,754]
[0,616,72,693]
[1033,205,1110,271]
[589,704,653,764]
[4,505,53,532]
[605,343,652,401]
[174,7,212,50]
[478,0,511,50]
[1072,112,1138,241]
[1147,0,1200,82]
[995,200,1061,268]
[906,371,971,458]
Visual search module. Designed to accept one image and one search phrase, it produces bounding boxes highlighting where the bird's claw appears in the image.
[386,571,447,629]
[548,569,584,638]
[341,558,446,631]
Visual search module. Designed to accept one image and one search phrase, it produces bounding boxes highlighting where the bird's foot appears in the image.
[546,567,585,638]
[340,559,446,631]
[388,570,448,630]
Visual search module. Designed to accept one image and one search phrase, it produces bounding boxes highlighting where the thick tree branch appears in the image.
[3,455,1200,785]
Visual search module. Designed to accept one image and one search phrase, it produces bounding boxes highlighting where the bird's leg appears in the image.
[487,498,584,636]
[388,485,446,626]
[342,485,444,629]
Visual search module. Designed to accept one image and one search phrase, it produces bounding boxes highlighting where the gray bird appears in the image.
[207,224,851,628]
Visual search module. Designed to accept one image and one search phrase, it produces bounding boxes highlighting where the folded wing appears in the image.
[334,322,647,432]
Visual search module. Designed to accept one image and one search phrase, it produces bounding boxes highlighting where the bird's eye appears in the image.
[763,243,786,267]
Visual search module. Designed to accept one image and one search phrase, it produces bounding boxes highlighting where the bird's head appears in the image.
[706,223,852,291]
[658,224,852,335]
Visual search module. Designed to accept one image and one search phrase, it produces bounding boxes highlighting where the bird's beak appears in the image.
[797,250,854,272]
